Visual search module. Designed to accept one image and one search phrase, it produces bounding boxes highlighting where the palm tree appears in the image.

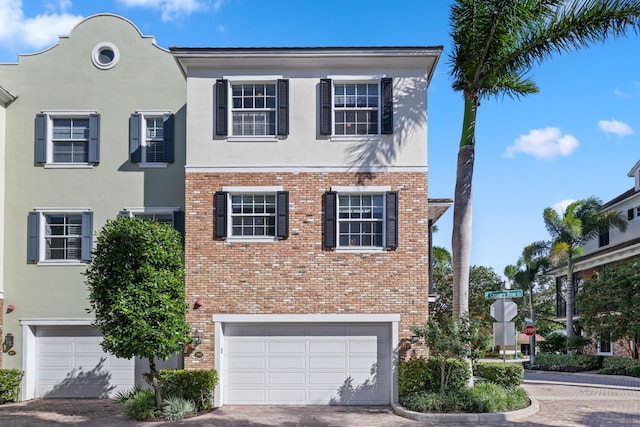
[543,197,627,347]
[449,0,640,325]
[505,243,550,364]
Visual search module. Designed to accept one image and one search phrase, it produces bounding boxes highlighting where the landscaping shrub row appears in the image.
[473,361,524,388]
[526,354,603,372]
[0,369,23,404]
[601,357,640,377]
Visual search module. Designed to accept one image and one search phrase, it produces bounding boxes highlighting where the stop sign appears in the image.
[524,324,536,336]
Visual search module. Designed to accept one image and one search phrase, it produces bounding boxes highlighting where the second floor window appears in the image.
[232,83,276,136]
[35,112,100,166]
[52,118,89,163]
[129,112,174,165]
[333,83,379,135]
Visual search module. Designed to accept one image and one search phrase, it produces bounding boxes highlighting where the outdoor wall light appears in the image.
[3,333,14,351]
[193,299,204,309]
[192,329,203,347]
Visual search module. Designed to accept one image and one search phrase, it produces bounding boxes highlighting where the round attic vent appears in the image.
[91,42,120,70]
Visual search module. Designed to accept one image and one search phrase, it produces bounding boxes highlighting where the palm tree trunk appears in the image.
[452,96,477,323]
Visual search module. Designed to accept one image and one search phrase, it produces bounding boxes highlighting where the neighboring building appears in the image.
[552,160,640,358]
[172,46,447,406]
[0,14,186,399]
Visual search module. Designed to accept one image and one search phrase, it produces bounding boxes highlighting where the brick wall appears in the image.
[184,171,431,369]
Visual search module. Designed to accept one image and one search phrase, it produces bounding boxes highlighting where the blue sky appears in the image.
[1,0,638,278]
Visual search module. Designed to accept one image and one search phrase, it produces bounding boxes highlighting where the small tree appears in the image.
[578,259,640,359]
[411,314,491,393]
[85,217,191,409]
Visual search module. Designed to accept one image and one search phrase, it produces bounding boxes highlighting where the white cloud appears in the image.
[504,127,579,160]
[552,199,575,216]
[614,88,631,99]
[0,0,82,52]
[598,119,634,137]
[118,0,209,21]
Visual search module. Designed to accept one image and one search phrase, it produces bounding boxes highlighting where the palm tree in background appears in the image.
[543,197,627,347]
[448,0,640,326]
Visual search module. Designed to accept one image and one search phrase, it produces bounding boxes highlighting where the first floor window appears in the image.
[324,189,398,250]
[215,189,289,240]
[27,210,93,263]
[598,334,612,354]
[35,112,100,166]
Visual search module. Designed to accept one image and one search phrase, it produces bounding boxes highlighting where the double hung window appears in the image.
[215,188,289,240]
[35,112,100,166]
[324,188,398,251]
[215,78,289,138]
[27,210,93,264]
[320,77,393,137]
[118,208,184,236]
[129,112,174,165]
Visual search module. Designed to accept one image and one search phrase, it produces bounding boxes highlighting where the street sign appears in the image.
[490,299,518,322]
[524,324,537,336]
[493,321,516,347]
[485,290,523,299]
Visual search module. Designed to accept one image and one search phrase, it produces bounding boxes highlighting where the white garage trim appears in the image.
[211,314,400,407]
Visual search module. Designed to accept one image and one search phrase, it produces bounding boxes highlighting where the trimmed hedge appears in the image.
[398,357,470,397]
[0,369,24,404]
[144,369,218,411]
[601,357,640,377]
[529,354,602,372]
[473,362,523,388]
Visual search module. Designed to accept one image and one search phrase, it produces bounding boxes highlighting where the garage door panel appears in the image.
[228,357,265,369]
[38,341,73,354]
[38,357,73,368]
[268,340,306,353]
[268,372,305,385]
[223,322,391,405]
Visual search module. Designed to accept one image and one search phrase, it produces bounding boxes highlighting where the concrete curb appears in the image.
[392,394,540,423]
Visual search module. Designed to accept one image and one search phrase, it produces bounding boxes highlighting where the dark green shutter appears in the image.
[277,79,289,136]
[35,114,47,163]
[323,191,337,248]
[88,114,100,163]
[381,78,393,134]
[27,212,40,262]
[215,79,228,136]
[129,113,142,162]
[163,114,175,163]
[173,210,185,244]
[81,212,93,261]
[385,191,398,249]
[214,191,228,238]
[320,79,332,135]
[276,191,289,239]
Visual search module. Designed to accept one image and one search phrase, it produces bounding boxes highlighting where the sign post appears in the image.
[487,290,523,362]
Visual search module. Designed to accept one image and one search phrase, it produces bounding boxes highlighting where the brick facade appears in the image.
[184,171,430,369]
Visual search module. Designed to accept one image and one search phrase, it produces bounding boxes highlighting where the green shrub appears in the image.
[161,396,196,421]
[144,369,218,411]
[532,354,602,371]
[401,383,529,413]
[0,369,23,404]
[398,358,431,397]
[601,357,640,377]
[426,357,470,393]
[113,385,143,403]
[125,389,159,421]
[473,362,524,388]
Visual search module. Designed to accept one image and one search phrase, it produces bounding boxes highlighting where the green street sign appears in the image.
[485,290,524,299]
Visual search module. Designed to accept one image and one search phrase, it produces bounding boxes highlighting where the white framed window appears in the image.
[91,42,120,70]
[323,187,398,252]
[129,112,174,166]
[118,208,184,235]
[35,111,100,167]
[215,78,289,140]
[597,334,613,355]
[27,210,93,265]
[214,187,289,241]
[320,77,393,138]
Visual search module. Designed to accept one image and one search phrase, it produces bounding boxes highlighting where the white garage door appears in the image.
[35,326,135,398]
[223,323,391,405]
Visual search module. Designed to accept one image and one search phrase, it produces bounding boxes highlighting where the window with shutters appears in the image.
[35,112,100,167]
[214,187,289,241]
[215,78,289,140]
[118,208,185,243]
[323,187,398,251]
[129,111,174,166]
[27,210,93,265]
[320,77,393,138]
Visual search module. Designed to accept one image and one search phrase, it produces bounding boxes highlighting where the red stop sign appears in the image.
[524,324,536,336]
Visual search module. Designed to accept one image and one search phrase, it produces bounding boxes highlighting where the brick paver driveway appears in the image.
[0,370,638,426]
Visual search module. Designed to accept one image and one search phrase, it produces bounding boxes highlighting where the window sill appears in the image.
[43,163,95,169]
[226,237,278,243]
[226,136,279,143]
[36,260,87,266]
[330,135,384,143]
[138,162,168,169]
[335,247,385,254]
